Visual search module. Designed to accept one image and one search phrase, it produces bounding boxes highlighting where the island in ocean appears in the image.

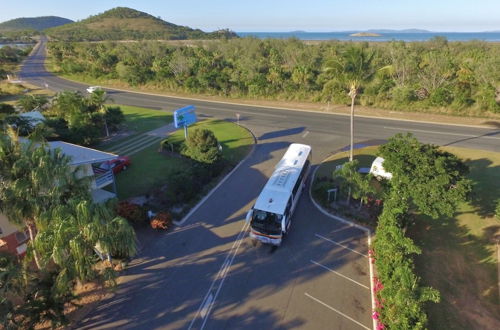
[350,32,382,37]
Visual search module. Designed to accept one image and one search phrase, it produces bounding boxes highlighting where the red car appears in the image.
[100,156,131,174]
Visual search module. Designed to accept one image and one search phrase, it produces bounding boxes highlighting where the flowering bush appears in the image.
[116,201,147,224]
[150,212,172,230]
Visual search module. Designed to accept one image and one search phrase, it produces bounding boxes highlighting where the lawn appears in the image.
[409,147,500,329]
[168,119,254,165]
[98,105,172,149]
[114,119,254,201]
[313,145,500,329]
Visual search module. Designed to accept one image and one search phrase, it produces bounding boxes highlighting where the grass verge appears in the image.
[114,119,253,201]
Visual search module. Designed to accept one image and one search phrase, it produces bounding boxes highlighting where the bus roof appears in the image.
[254,143,311,215]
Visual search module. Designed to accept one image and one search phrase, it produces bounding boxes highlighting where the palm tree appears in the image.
[0,128,89,269]
[325,46,375,161]
[34,198,136,289]
[87,89,112,137]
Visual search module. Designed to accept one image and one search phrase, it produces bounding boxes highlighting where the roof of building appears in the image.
[48,141,117,165]
[254,143,311,215]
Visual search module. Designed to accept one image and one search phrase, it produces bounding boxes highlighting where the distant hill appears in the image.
[46,7,237,41]
[0,16,73,31]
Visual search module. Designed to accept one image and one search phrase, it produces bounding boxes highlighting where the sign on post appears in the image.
[174,105,197,138]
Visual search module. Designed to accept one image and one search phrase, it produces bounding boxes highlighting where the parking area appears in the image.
[193,195,374,330]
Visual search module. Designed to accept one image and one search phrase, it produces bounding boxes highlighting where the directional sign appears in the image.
[174,105,197,128]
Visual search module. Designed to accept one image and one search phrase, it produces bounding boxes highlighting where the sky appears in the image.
[1,0,500,32]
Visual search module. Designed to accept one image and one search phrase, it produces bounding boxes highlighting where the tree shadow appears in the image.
[258,127,306,141]
[463,158,500,218]
[443,129,500,147]
[409,214,500,329]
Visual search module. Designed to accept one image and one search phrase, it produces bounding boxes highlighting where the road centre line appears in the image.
[201,105,287,118]
[304,293,371,330]
[188,222,249,330]
[315,234,368,258]
[383,126,500,140]
[310,260,369,290]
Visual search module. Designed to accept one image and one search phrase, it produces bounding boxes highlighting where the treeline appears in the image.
[48,37,500,115]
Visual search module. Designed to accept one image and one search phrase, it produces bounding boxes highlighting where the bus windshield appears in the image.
[251,209,282,235]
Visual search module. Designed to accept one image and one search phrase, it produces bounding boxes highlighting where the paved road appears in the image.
[20,39,499,330]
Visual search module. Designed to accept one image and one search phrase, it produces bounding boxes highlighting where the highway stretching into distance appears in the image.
[20,38,499,330]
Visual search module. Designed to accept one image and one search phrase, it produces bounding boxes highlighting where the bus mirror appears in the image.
[281,216,287,233]
[246,210,253,223]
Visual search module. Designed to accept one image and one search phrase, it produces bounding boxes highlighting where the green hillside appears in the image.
[45,7,237,41]
[0,16,73,31]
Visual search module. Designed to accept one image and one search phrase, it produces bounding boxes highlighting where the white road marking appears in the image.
[383,126,500,140]
[315,234,368,258]
[329,225,355,235]
[302,130,310,138]
[309,166,377,330]
[188,222,249,330]
[200,294,213,318]
[310,260,369,289]
[202,106,287,118]
[304,293,371,330]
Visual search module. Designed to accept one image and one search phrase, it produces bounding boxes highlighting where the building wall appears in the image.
[0,213,28,256]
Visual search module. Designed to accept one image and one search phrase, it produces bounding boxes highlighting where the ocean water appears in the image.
[237,32,500,42]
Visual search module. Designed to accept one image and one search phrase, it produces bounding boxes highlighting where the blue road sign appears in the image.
[174,105,197,128]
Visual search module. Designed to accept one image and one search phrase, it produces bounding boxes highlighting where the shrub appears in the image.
[429,87,453,106]
[496,199,500,219]
[116,201,147,224]
[150,212,172,230]
[391,86,417,105]
[166,169,201,204]
[182,128,222,164]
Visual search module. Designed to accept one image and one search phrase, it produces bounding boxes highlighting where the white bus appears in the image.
[246,143,312,246]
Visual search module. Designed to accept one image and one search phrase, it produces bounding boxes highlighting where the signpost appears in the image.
[174,105,197,138]
[236,113,240,125]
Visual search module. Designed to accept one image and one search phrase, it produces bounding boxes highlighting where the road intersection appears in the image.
[19,38,499,329]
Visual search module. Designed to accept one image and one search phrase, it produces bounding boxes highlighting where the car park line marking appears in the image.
[310,260,369,289]
[329,225,354,235]
[383,126,500,140]
[188,221,249,330]
[315,234,368,258]
[304,292,371,330]
[302,130,310,138]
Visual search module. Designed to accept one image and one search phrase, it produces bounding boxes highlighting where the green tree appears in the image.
[182,128,222,165]
[0,128,88,269]
[378,133,471,222]
[17,94,49,113]
[34,199,136,290]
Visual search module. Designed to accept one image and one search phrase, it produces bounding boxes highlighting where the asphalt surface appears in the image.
[20,39,500,330]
